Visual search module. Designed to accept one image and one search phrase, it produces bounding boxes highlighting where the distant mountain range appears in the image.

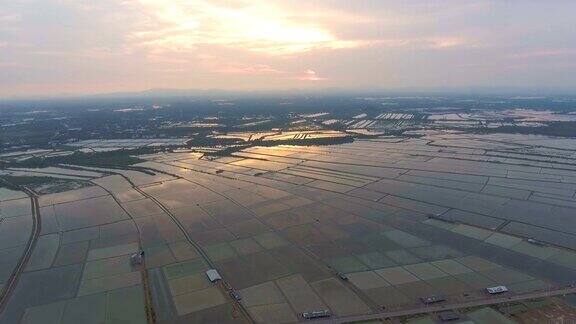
[2,86,575,102]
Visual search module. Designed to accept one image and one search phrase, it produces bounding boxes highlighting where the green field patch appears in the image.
[425,276,472,295]
[393,281,437,300]
[82,254,133,280]
[359,232,402,251]
[168,273,211,296]
[382,230,429,248]
[423,218,456,231]
[409,245,463,261]
[281,224,329,246]
[99,220,137,238]
[467,307,516,324]
[230,238,263,255]
[479,267,534,285]
[508,241,560,260]
[53,241,89,267]
[175,303,238,324]
[106,285,147,324]
[484,233,522,248]
[87,242,139,261]
[216,250,293,290]
[431,259,473,275]
[225,219,269,238]
[326,255,369,273]
[61,293,106,324]
[267,246,331,283]
[163,259,209,280]
[385,250,421,265]
[451,224,493,240]
[456,256,499,271]
[78,271,141,296]
[364,286,410,307]
[347,271,390,290]
[404,263,448,280]
[25,234,60,271]
[508,279,551,293]
[547,250,576,269]
[357,251,396,269]
[375,267,419,285]
[61,227,100,245]
[239,281,286,307]
[204,243,237,262]
[275,274,327,314]
[20,301,66,324]
[168,241,199,261]
[311,278,371,317]
[250,201,292,217]
[406,316,436,324]
[522,298,553,309]
[172,286,227,316]
[122,199,164,218]
[316,224,349,240]
[145,244,176,268]
[307,242,348,260]
[453,272,496,289]
[1,264,82,323]
[247,303,298,324]
[253,232,288,249]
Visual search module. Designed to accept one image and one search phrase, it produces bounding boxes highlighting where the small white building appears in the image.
[130,251,144,266]
[206,269,222,283]
[487,286,508,294]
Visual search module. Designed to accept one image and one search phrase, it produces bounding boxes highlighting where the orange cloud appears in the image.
[426,37,468,49]
[128,0,363,56]
[295,70,327,81]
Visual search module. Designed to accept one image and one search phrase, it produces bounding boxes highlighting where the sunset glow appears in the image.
[131,0,360,55]
[1,1,575,96]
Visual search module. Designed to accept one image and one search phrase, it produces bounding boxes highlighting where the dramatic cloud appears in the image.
[0,0,575,96]
[129,0,364,55]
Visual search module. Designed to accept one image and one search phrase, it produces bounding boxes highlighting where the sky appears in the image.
[1,0,575,97]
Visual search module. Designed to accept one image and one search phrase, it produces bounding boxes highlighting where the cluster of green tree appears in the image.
[206,135,354,157]
[0,175,58,189]
[9,149,147,169]
[473,122,576,138]
[0,175,94,194]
